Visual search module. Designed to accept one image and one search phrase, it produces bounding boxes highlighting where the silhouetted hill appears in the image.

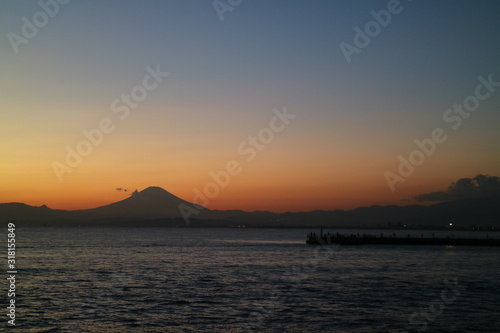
[0,203,72,221]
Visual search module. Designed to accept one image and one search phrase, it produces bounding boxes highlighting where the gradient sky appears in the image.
[1,0,500,212]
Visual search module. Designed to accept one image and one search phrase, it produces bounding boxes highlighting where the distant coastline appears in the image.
[2,186,500,229]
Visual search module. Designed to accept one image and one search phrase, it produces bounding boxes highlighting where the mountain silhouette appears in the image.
[83,186,201,220]
[1,186,499,227]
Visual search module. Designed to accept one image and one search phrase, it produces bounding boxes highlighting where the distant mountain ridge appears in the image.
[1,186,499,227]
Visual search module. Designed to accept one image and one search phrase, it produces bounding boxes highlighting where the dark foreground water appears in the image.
[2,227,500,332]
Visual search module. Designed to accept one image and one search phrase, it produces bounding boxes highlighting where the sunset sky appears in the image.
[1,0,500,212]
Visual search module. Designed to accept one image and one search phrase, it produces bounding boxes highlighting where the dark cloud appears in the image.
[415,174,500,202]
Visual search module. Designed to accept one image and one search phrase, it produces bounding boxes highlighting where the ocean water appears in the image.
[4,227,500,332]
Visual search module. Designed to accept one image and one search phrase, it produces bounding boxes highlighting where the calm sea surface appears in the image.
[3,227,500,332]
